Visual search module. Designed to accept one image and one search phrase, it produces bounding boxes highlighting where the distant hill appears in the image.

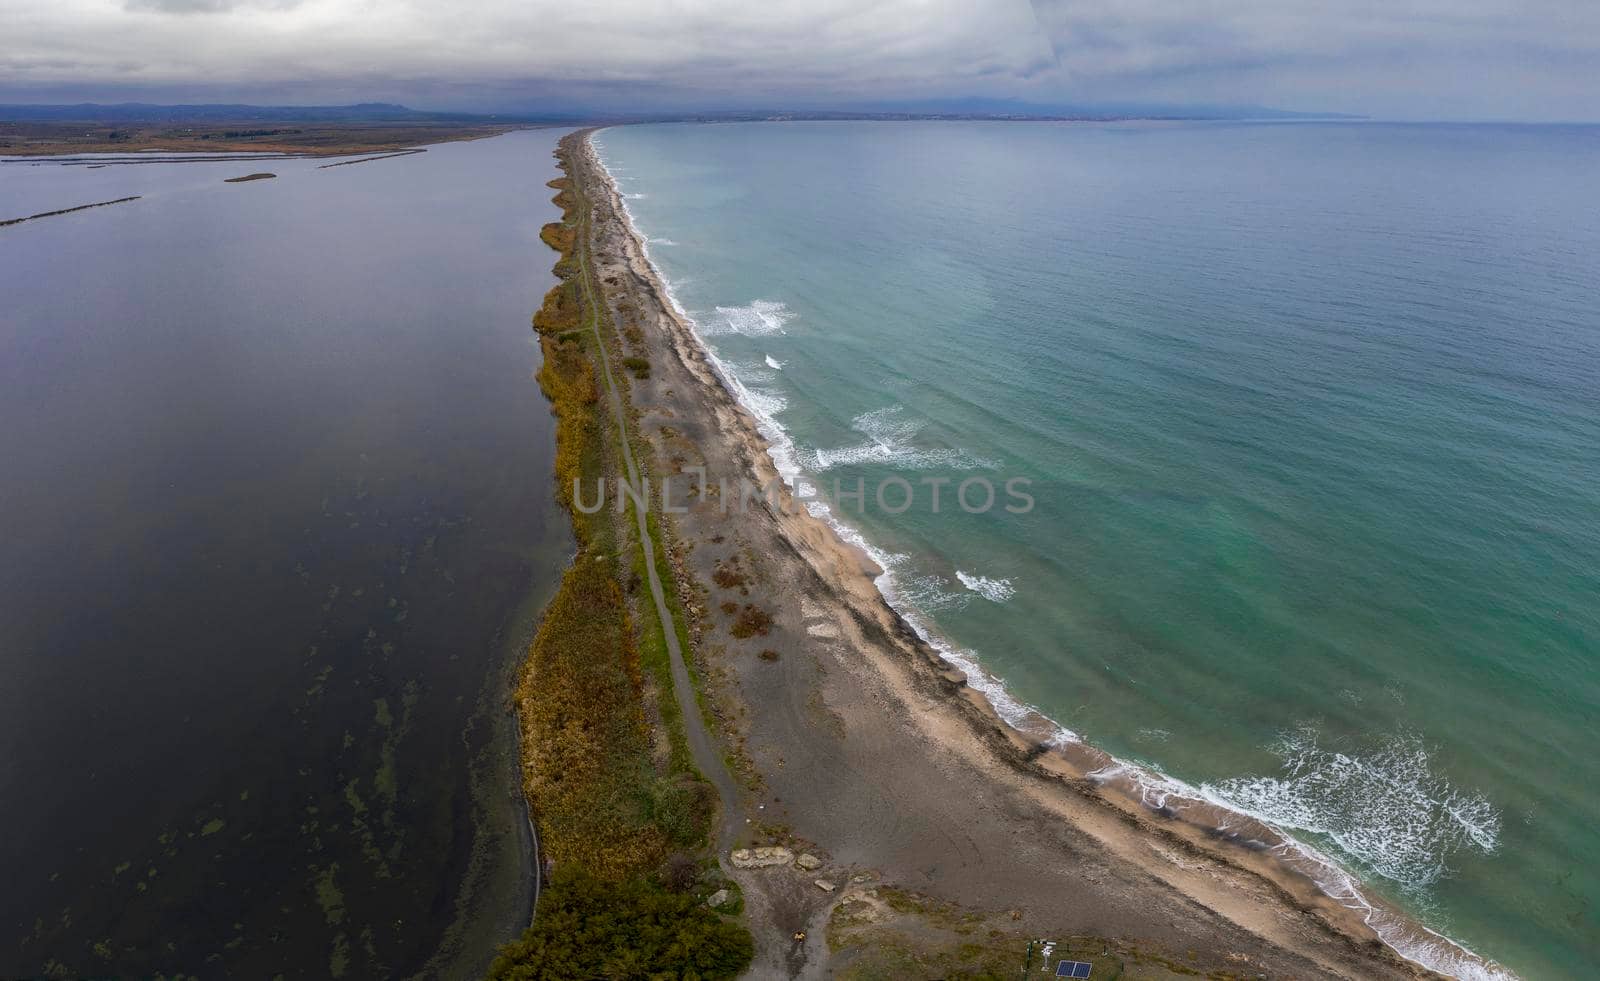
[775,97,1365,121]
[0,100,1364,126]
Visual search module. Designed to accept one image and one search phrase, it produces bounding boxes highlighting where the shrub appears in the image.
[729,605,774,639]
[711,566,746,591]
[622,356,651,380]
[515,555,666,880]
[660,852,701,893]
[487,869,753,980]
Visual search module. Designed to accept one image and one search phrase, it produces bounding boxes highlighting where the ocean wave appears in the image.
[649,237,678,246]
[737,384,787,420]
[864,545,1073,743]
[896,572,972,614]
[625,192,647,200]
[956,570,1015,603]
[809,406,996,471]
[1091,756,1515,981]
[1204,727,1500,889]
[703,299,794,337]
[731,362,778,385]
[765,354,785,370]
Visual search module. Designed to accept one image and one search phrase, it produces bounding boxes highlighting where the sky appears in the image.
[2,0,1597,120]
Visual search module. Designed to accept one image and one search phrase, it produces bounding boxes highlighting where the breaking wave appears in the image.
[896,572,973,615]
[956,570,1016,603]
[809,406,996,471]
[1204,728,1501,889]
[703,299,794,336]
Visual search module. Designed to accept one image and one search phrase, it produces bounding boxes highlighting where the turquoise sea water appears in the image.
[596,121,1600,979]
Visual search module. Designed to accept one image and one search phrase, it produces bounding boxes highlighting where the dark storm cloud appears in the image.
[3,0,1598,119]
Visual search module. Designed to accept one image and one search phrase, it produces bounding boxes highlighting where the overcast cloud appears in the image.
[1,0,1596,119]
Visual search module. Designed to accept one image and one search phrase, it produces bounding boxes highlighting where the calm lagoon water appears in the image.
[597,121,1600,979]
[1,130,571,977]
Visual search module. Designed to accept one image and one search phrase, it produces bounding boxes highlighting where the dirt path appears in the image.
[570,166,745,855]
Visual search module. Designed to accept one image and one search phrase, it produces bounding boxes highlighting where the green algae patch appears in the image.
[312,864,346,927]
[329,930,350,978]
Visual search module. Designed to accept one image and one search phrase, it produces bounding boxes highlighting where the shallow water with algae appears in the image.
[0,130,572,977]
[598,120,1600,979]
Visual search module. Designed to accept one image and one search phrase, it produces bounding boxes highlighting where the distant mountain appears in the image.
[795,96,1365,121]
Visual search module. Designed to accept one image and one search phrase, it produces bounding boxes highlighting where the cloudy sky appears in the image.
[3,0,1597,120]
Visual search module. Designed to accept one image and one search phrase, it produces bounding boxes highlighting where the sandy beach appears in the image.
[560,127,1471,979]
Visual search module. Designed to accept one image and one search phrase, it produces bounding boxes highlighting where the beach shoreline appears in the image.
[570,125,1504,979]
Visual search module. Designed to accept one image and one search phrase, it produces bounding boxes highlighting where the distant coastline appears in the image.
[0,99,1363,158]
[0,105,522,157]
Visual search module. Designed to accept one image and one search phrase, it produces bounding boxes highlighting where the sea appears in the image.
[1,130,572,977]
[594,120,1600,980]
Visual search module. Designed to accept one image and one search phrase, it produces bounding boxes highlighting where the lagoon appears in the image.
[0,129,570,977]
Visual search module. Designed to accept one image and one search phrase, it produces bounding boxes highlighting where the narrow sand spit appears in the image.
[569,128,1463,979]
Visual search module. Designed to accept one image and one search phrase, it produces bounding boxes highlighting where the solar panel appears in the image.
[1054,961,1092,978]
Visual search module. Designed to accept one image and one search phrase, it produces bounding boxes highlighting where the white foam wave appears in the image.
[732,362,778,385]
[1088,758,1515,981]
[588,135,1513,981]
[956,570,1015,603]
[704,299,794,337]
[765,354,785,371]
[1204,728,1501,889]
[626,192,647,199]
[809,406,996,471]
[650,237,678,246]
[896,573,972,615]
[737,386,788,420]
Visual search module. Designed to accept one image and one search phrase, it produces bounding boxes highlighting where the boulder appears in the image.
[705,889,730,908]
[814,879,836,892]
[795,853,823,871]
[730,846,793,869]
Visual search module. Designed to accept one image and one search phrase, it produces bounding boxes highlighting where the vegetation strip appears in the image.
[492,131,753,976]
[568,133,745,851]
[1,195,140,227]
